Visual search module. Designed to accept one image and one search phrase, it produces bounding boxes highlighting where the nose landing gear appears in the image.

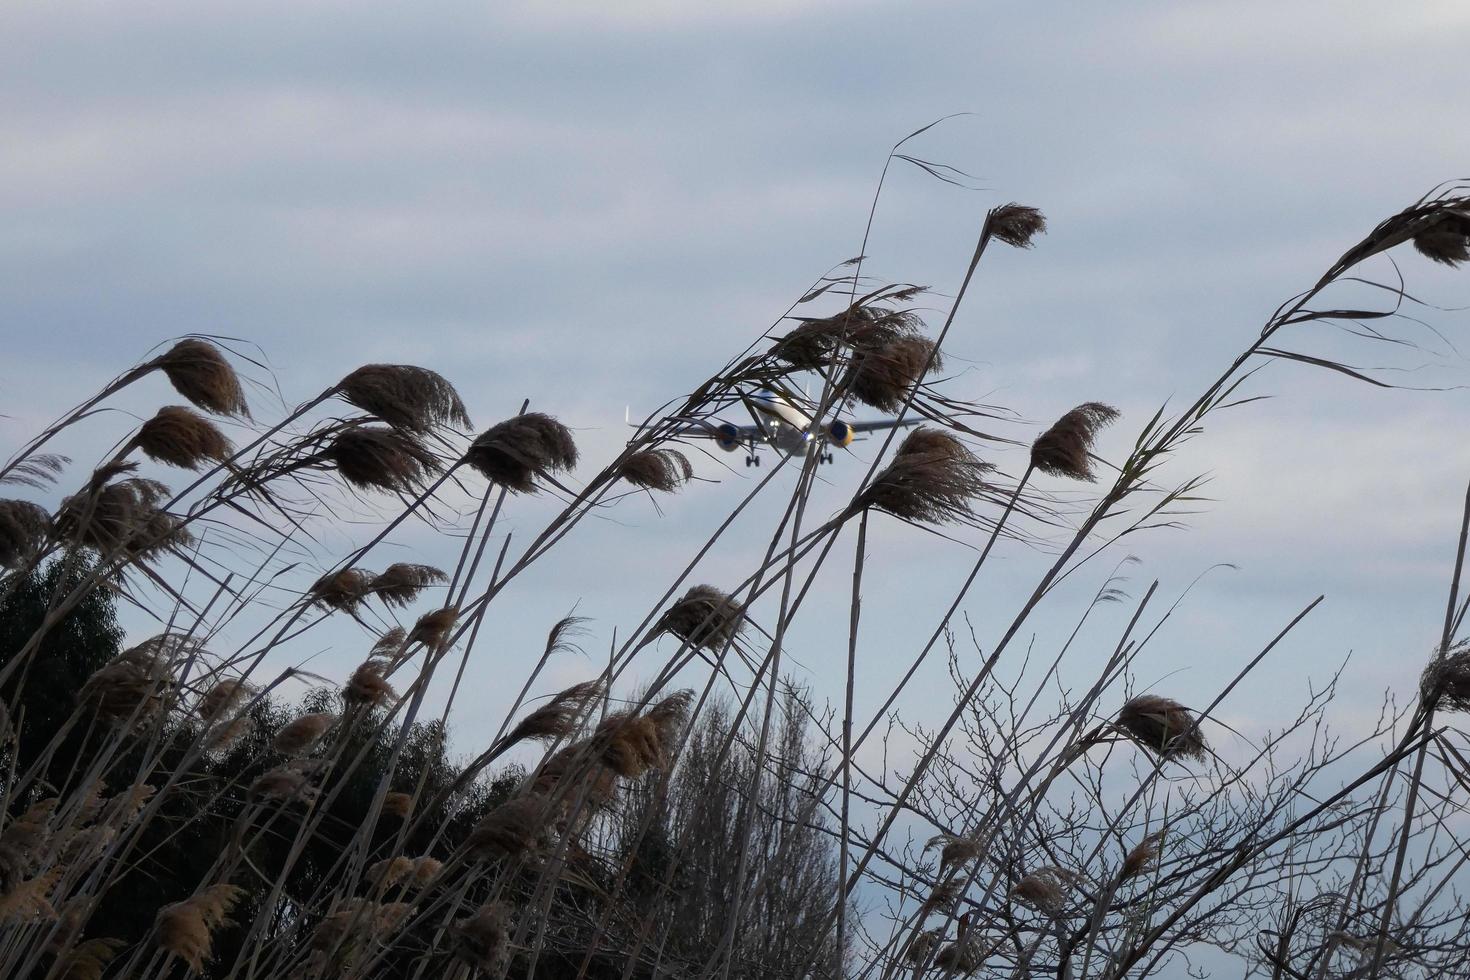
[744,455,761,467]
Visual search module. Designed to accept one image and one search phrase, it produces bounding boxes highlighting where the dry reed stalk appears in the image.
[617,447,693,492]
[0,499,51,569]
[505,680,604,747]
[334,363,471,433]
[272,712,335,755]
[988,203,1047,248]
[307,568,373,612]
[1116,694,1207,760]
[344,658,396,707]
[324,426,440,493]
[154,883,244,972]
[1031,402,1119,481]
[655,584,744,652]
[133,406,231,469]
[452,902,512,975]
[368,562,446,607]
[408,606,458,647]
[849,426,992,525]
[465,412,578,493]
[149,339,248,417]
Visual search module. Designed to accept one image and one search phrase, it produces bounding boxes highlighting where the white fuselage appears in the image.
[746,390,817,454]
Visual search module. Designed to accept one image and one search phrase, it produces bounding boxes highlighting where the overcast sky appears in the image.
[4,1,1470,781]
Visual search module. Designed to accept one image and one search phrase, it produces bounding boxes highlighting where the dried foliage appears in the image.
[1011,867,1072,913]
[134,406,231,469]
[1116,694,1208,760]
[308,568,373,611]
[368,562,446,607]
[0,498,50,569]
[408,606,458,647]
[506,680,605,747]
[1031,402,1119,481]
[150,339,249,417]
[1120,831,1164,883]
[988,202,1047,248]
[618,447,694,492]
[272,712,335,755]
[335,363,471,433]
[55,464,190,560]
[324,426,439,493]
[155,884,244,972]
[656,584,745,652]
[465,412,578,493]
[452,903,512,976]
[848,335,942,413]
[1420,643,1470,712]
[850,426,992,524]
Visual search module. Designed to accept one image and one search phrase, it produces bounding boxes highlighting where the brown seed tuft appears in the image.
[366,855,414,890]
[594,713,663,777]
[646,689,694,745]
[847,335,943,413]
[1411,210,1470,266]
[335,363,471,433]
[452,902,512,975]
[55,465,190,561]
[919,879,960,916]
[618,448,694,492]
[134,406,231,470]
[468,795,550,859]
[345,659,396,708]
[410,856,442,886]
[1420,643,1470,712]
[464,413,579,493]
[250,767,320,805]
[1116,694,1207,760]
[1011,867,1072,913]
[151,339,249,417]
[934,941,983,974]
[988,203,1047,248]
[154,883,244,972]
[0,499,51,570]
[1031,402,1119,481]
[1121,831,1164,883]
[905,928,942,964]
[773,303,923,371]
[506,680,605,747]
[408,606,459,648]
[369,562,447,608]
[198,678,250,722]
[926,833,982,871]
[382,791,414,819]
[55,937,125,980]
[80,639,177,726]
[272,712,336,755]
[325,426,440,494]
[371,627,409,662]
[851,427,992,525]
[307,568,373,612]
[656,585,745,652]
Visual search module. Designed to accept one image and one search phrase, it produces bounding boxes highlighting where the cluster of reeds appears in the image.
[0,175,1468,980]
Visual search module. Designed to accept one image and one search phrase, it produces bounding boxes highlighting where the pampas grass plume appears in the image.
[335,364,471,433]
[155,883,244,972]
[1031,403,1119,481]
[272,712,335,755]
[1117,694,1207,760]
[465,413,578,493]
[150,339,248,417]
[618,448,693,492]
[134,406,231,470]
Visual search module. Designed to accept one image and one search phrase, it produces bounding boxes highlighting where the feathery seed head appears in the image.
[308,568,373,612]
[1031,402,1119,481]
[1117,694,1207,760]
[988,203,1047,248]
[847,335,942,413]
[408,606,459,648]
[465,412,579,493]
[506,680,605,747]
[618,447,694,492]
[1420,643,1470,712]
[0,499,50,570]
[335,363,471,433]
[134,406,231,470]
[452,903,512,975]
[1121,831,1164,883]
[154,884,243,973]
[369,562,447,608]
[345,659,396,708]
[325,426,440,494]
[850,426,992,525]
[152,339,248,417]
[656,585,745,652]
[272,712,335,755]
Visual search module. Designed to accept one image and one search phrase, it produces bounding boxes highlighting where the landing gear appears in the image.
[821,452,834,464]
[744,455,761,467]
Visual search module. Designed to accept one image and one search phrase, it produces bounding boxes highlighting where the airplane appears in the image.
[655,389,918,467]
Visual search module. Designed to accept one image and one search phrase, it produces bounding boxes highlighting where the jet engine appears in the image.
[827,419,854,448]
[715,422,741,452]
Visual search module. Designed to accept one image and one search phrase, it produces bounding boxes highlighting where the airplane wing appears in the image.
[845,417,921,435]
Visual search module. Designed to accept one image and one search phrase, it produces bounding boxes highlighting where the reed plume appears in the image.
[371,627,409,661]
[345,659,396,707]
[1410,208,1470,266]
[368,562,446,607]
[55,464,190,560]
[0,453,66,490]
[468,794,550,859]
[465,412,579,493]
[646,689,693,745]
[505,680,604,747]
[154,883,244,972]
[1116,694,1207,760]
[410,856,442,887]
[408,606,458,647]
[656,585,745,652]
[1120,830,1164,883]
[272,712,335,755]
[905,928,941,964]
[987,203,1047,248]
[367,855,414,889]
[133,406,231,469]
[1420,642,1470,712]
[198,678,250,721]
[849,426,992,525]
[1031,402,1119,481]
[308,568,373,611]
[926,833,981,871]
[150,339,249,417]
[848,335,942,413]
[80,640,176,726]
[1010,867,1071,913]
[593,712,663,777]
[452,902,512,976]
[382,791,414,819]
[334,363,471,433]
[250,767,320,805]
[54,937,124,980]
[0,499,50,569]
[920,879,960,916]
[618,447,693,492]
[324,426,440,494]
[773,303,923,371]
